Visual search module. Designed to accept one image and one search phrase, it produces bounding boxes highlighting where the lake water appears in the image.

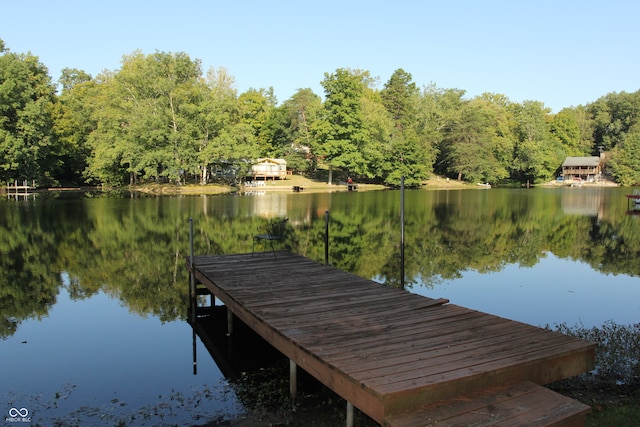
[2,187,639,425]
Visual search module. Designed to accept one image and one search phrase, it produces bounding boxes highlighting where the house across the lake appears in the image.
[561,156,603,182]
[251,158,287,180]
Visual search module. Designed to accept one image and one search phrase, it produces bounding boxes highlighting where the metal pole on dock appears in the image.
[189,218,196,323]
[189,219,198,375]
[189,218,194,269]
[227,309,234,336]
[400,176,405,290]
[324,210,330,265]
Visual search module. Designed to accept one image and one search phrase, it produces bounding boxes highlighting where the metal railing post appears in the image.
[189,218,196,323]
[324,210,330,265]
[400,176,405,290]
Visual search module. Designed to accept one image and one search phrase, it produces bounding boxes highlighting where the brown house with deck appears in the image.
[561,156,603,182]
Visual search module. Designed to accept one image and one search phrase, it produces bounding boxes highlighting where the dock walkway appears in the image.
[189,252,596,426]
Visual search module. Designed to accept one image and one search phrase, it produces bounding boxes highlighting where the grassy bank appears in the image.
[129,173,477,195]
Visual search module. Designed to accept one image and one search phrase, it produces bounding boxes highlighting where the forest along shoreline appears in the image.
[107,174,620,196]
[2,173,620,197]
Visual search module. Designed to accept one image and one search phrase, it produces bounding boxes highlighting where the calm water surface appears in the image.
[2,187,639,425]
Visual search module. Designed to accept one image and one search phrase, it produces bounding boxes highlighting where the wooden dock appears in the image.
[5,180,37,199]
[188,252,596,426]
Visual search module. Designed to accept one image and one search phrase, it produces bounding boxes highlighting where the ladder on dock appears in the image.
[384,381,589,427]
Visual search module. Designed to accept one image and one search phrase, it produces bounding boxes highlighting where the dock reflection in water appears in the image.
[189,305,284,381]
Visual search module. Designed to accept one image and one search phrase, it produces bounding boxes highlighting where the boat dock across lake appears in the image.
[5,180,37,199]
[188,252,596,426]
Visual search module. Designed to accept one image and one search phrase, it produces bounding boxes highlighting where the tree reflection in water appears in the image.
[1,187,639,338]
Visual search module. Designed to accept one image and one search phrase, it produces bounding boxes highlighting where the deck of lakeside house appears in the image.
[188,251,596,426]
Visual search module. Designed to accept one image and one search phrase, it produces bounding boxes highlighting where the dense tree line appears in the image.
[2,39,640,187]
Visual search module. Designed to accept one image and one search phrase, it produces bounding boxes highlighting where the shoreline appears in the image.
[2,176,621,196]
[129,176,620,195]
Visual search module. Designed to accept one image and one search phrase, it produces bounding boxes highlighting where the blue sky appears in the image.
[2,0,638,112]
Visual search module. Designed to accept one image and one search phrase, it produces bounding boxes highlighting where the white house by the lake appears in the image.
[251,158,287,180]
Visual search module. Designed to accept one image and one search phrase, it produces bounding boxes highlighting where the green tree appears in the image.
[0,44,58,185]
[512,101,559,183]
[429,86,466,177]
[238,88,277,155]
[314,68,373,184]
[269,88,323,173]
[381,69,416,127]
[476,93,517,181]
[608,121,640,185]
[83,70,129,185]
[287,89,322,151]
[589,90,640,153]
[379,69,432,186]
[58,67,92,93]
[360,88,392,182]
[84,50,203,185]
[440,99,504,183]
[197,68,260,183]
[51,69,95,185]
[550,107,593,156]
[260,105,291,157]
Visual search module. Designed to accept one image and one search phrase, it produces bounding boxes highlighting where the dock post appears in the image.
[192,329,197,375]
[324,210,330,265]
[189,218,196,323]
[227,308,234,336]
[289,359,297,399]
[346,402,354,427]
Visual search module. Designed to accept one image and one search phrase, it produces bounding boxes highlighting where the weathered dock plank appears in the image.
[189,252,596,425]
[384,381,590,427]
